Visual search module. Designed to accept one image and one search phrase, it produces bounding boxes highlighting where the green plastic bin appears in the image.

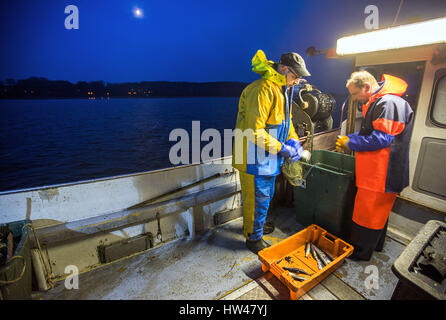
[294,150,356,239]
[0,219,33,300]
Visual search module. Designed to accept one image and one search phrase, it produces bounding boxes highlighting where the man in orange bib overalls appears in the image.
[337,70,414,261]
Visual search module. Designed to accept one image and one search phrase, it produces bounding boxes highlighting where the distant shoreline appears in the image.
[0,77,346,101]
[0,93,347,100]
[0,77,249,99]
[0,96,242,100]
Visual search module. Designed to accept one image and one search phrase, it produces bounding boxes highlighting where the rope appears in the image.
[21,223,55,289]
[0,256,26,285]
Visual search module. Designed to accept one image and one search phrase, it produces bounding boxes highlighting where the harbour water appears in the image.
[0,97,239,191]
[0,95,346,192]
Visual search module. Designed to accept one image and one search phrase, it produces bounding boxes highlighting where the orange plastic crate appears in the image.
[258,224,354,300]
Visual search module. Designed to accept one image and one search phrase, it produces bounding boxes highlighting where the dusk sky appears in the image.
[1,0,446,94]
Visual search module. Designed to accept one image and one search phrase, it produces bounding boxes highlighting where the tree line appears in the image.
[0,77,248,99]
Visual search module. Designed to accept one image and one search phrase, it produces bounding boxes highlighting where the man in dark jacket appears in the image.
[337,70,414,261]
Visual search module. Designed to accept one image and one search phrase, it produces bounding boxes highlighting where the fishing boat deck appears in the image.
[37,206,406,300]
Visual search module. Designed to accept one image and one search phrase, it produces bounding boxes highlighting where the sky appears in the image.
[1,0,446,94]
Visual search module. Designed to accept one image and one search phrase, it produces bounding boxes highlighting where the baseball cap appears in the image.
[279,52,311,77]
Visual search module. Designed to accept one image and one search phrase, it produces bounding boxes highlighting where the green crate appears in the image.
[294,150,356,239]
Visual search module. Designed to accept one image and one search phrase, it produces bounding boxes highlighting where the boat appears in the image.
[0,17,445,301]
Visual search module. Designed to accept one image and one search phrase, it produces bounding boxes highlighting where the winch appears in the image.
[291,83,336,149]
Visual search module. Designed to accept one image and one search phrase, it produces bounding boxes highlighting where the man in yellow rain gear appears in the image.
[233,50,311,254]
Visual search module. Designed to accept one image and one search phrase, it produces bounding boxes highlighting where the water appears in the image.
[0,98,239,192]
[0,95,347,193]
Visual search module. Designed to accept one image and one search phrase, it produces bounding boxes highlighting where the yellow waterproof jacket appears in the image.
[232,50,299,176]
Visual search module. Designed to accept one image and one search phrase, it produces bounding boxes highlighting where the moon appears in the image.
[133,7,144,18]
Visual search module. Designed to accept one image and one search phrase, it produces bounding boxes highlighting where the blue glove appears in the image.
[278,143,297,158]
[285,139,303,163]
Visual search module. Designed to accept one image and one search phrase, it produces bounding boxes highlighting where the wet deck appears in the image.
[38,206,406,300]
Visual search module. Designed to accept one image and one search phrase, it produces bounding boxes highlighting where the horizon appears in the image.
[1,1,446,95]
[0,77,351,97]
[1,76,249,84]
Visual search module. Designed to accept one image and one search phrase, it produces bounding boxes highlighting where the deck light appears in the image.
[336,17,446,56]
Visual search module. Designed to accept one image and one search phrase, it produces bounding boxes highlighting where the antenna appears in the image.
[392,0,405,26]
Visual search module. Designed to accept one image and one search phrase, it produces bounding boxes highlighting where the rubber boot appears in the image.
[263,221,275,235]
[245,238,271,254]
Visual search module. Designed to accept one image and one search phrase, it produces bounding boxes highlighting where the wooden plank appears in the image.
[227,272,365,300]
[299,293,313,300]
[30,182,241,247]
[220,280,259,300]
[225,271,315,301]
[230,272,291,300]
[305,281,339,300]
[254,273,291,300]
[320,273,365,300]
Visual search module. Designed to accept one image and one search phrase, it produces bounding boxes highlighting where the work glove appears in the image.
[278,143,297,158]
[285,139,304,163]
[336,135,351,152]
[279,139,303,163]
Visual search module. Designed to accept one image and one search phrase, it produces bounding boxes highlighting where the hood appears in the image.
[363,74,408,116]
[376,74,408,97]
[251,50,286,86]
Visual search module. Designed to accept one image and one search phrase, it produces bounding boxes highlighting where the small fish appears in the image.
[283,267,312,276]
[313,245,333,266]
[315,247,329,267]
[317,245,334,261]
[288,272,308,282]
[305,242,311,258]
[324,251,335,262]
[310,244,324,270]
[276,258,283,265]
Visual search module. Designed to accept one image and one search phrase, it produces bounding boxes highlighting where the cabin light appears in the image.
[336,17,446,56]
